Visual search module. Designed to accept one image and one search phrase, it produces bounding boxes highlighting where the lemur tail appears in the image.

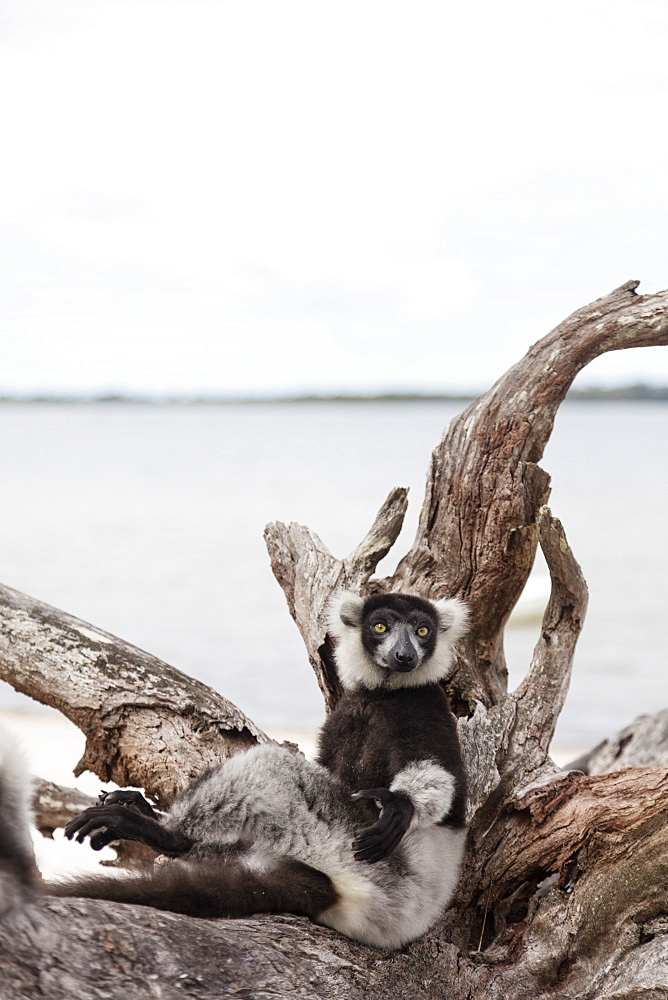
[49,855,338,920]
[0,727,36,912]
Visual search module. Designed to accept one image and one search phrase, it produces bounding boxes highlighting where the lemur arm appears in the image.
[389,760,457,827]
[352,762,457,863]
[64,795,193,856]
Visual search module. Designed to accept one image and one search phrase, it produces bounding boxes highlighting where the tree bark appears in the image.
[32,779,96,840]
[2,280,668,999]
[0,582,269,806]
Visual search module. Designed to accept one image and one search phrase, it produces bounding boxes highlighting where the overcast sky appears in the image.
[2,0,668,396]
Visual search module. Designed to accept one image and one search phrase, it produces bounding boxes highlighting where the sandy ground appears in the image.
[0,708,582,880]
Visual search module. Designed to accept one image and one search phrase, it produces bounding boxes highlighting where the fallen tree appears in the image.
[1,280,668,999]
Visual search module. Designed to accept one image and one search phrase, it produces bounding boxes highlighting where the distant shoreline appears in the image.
[1,385,667,405]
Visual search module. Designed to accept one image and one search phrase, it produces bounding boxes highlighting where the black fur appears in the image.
[49,855,337,920]
[65,802,193,855]
[316,682,467,831]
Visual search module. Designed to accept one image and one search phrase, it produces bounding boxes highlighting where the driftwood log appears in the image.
[1,280,668,999]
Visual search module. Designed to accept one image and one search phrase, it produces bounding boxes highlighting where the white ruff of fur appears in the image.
[327,591,469,691]
[390,761,456,828]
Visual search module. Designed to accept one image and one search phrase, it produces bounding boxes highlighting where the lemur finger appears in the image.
[72,818,112,844]
[354,831,403,863]
[64,809,100,840]
[102,790,158,818]
[65,805,129,842]
[371,809,401,835]
[353,811,404,846]
[353,815,404,858]
[354,835,397,863]
[351,787,394,807]
[89,829,118,851]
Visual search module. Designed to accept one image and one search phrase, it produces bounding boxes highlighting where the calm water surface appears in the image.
[0,401,666,749]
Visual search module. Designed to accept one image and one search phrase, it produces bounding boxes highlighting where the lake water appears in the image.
[0,400,666,750]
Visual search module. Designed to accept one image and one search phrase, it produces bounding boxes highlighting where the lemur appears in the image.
[1,592,469,950]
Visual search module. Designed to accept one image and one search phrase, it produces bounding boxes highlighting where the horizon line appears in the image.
[1,384,668,405]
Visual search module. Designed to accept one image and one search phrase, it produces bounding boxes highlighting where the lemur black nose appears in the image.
[394,649,415,666]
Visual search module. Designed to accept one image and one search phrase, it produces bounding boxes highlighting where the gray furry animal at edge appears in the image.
[0,592,469,950]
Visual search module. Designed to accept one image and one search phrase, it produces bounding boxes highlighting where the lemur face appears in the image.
[360,599,437,673]
[328,591,469,691]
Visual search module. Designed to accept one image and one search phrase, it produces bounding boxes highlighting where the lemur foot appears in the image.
[64,804,193,856]
[97,789,159,819]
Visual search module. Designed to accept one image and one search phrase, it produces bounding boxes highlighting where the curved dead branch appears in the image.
[511,507,589,760]
[391,281,668,705]
[457,506,588,822]
[0,583,269,805]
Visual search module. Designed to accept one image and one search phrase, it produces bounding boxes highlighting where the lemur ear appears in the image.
[327,590,364,631]
[432,597,469,643]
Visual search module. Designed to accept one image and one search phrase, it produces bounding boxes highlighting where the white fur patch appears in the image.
[320,826,466,949]
[327,590,364,632]
[433,596,469,641]
[0,725,34,854]
[327,590,382,690]
[316,867,378,941]
[390,761,456,827]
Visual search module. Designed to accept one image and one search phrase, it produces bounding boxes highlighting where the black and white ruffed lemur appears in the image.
[0,592,469,949]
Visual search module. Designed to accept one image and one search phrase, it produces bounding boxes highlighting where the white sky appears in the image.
[2,0,668,395]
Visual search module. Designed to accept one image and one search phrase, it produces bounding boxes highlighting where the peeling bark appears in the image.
[1,282,668,998]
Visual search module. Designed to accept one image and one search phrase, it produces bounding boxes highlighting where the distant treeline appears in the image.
[1,384,667,404]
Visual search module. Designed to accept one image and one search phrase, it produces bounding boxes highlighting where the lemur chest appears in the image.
[321,700,417,791]
[334,730,388,790]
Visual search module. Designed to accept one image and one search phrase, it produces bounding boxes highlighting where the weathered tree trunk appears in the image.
[0,583,269,805]
[1,281,668,999]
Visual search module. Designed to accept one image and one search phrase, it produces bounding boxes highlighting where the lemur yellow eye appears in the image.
[417,626,429,637]
[373,623,386,633]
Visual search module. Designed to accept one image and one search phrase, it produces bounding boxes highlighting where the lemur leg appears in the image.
[49,856,338,921]
[64,805,193,856]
